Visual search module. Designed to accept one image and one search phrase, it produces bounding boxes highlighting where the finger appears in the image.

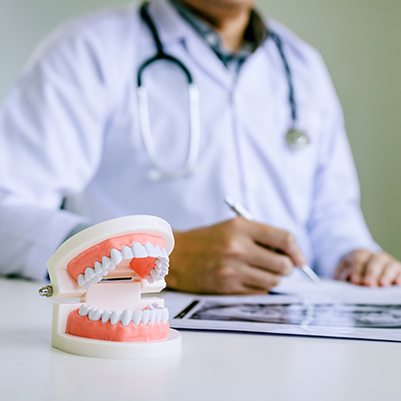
[238,286,271,295]
[246,221,305,266]
[222,282,267,295]
[378,260,401,287]
[231,280,279,295]
[215,263,274,295]
[395,271,401,286]
[362,253,390,286]
[243,242,294,276]
[346,251,371,285]
[335,262,352,281]
[239,264,282,291]
[334,260,347,280]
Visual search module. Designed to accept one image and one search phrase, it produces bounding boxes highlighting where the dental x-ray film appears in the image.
[169,294,401,342]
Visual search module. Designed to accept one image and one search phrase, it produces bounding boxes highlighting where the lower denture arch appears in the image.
[67,308,169,342]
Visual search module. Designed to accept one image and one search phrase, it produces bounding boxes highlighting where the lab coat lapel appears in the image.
[149,0,232,90]
[182,32,233,89]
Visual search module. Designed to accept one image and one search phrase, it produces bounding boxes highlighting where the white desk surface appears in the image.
[1,277,401,401]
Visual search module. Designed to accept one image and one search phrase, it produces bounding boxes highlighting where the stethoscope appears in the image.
[137,2,310,181]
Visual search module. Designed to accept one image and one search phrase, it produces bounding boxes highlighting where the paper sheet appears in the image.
[273,270,401,301]
[164,276,401,342]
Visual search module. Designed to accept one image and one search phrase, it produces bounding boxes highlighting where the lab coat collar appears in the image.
[147,0,234,89]
[147,0,186,45]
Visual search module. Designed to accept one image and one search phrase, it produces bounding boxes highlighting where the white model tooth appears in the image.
[85,267,95,281]
[154,245,162,257]
[163,308,169,323]
[122,246,133,259]
[94,261,103,274]
[110,248,122,265]
[150,309,157,324]
[89,308,103,321]
[132,310,142,326]
[102,255,114,276]
[102,256,112,270]
[79,304,90,317]
[146,276,155,284]
[132,242,147,258]
[92,275,103,284]
[157,257,168,264]
[150,273,161,283]
[101,311,111,323]
[161,248,168,259]
[77,274,86,286]
[156,308,163,323]
[145,242,158,257]
[121,309,133,327]
[156,258,168,269]
[110,310,121,325]
[142,310,150,325]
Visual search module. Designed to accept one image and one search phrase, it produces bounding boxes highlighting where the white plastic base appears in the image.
[52,329,181,359]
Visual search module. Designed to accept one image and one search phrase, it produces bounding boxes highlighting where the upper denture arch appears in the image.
[67,233,168,285]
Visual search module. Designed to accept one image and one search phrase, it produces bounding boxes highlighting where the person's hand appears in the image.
[166,217,305,294]
[335,249,401,287]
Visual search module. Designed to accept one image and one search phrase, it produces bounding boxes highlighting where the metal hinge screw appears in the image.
[38,285,53,297]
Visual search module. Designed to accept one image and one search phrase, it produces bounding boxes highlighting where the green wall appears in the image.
[1,0,400,258]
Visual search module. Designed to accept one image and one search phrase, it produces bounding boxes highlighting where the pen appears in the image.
[224,196,321,285]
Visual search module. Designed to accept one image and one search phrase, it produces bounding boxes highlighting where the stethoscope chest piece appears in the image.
[286,128,310,150]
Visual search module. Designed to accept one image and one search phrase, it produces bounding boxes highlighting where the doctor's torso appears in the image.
[20,0,338,264]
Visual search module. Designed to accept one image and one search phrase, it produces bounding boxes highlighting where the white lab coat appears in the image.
[0,0,378,280]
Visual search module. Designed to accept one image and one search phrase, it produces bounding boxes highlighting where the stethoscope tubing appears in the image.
[269,31,297,123]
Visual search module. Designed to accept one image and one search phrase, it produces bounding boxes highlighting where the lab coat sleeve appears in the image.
[307,55,380,277]
[0,26,109,280]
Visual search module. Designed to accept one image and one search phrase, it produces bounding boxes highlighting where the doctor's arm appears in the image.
[307,58,401,287]
[0,29,108,280]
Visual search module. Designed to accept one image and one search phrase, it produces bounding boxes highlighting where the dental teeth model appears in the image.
[40,215,181,359]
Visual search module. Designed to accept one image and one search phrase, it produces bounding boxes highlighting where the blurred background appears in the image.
[1,0,400,259]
